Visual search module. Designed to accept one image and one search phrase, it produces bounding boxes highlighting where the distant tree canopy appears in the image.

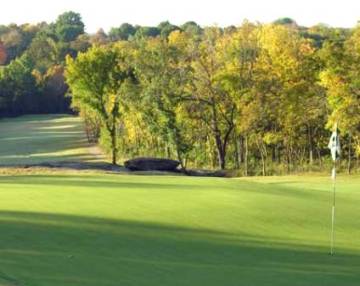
[0,13,200,117]
[273,17,297,26]
[109,23,136,41]
[0,11,86,116]
[157,21,180,38]
[54,11,85,42]
[1,12,360,174]
[181,21,202,35]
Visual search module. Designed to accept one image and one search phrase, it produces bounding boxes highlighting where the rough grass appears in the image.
[0,173,358,286]
[0,114,100,166]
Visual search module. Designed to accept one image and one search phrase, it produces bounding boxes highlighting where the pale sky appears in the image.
[1,0,359,33]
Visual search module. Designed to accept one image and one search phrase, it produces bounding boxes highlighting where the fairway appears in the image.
[0,115,100,166]
[1,3,360,286]
[0,173,359,286]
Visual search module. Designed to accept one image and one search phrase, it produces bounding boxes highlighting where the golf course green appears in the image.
[0,115,358,286]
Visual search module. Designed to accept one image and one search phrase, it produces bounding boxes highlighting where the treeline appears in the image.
[0,12,202,116]
[1,13,360,174]
[66,19,360,174]
[0,12,87,115]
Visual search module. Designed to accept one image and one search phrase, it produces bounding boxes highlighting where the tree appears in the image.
[181,21,202,36]
[91,29,109,46]
[55,11,85,42]
[254,24,325,173]
[273,17,298,27]
[158,21,179,38]
[320,26,360,173]
[26,32,59,73]
[70,34,91,53]
[0,41,7,65]
[189,27,238,170]
[344,26,360,167]
[0,54,39,115]
[0,25,33,63]
[37,65,70,113]
[134,26,160,38]
[218,22,260,174]
[133,34,192,168]
[65,44,135,164]
[109,23,136,41]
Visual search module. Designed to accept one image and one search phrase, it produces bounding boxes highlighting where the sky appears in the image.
[1,0,359,33]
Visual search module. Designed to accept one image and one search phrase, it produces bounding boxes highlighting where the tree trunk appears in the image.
[317,148,322,169]
[286,146,291,174]
[210,100,233,170]
[261,153,266,176]
[166,145,171,159]
[110,117,117,165]
[217,146,226,170]
[214,128,227,170]
[259,143,266,176]
[272,146,276,162]
[277,145,281,164]
[111,128,117,165]
[235,135,240,169]
[308,126,313,165]
[256,138,266,176]
[176,145,185,171]
[348,133,352,175]
[244,135,248,176]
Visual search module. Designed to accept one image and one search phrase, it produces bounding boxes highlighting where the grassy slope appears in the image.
[0,114,99,165]
[0,173,358,286]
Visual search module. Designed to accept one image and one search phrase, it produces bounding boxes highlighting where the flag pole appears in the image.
[329,122,340,256]
[330,160,336,255]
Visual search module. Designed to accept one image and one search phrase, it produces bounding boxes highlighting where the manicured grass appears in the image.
[0,115,358,285]
[0,114,99,165]
[0,173,358,286]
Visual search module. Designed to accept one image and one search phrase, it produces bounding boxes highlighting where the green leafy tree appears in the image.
[320,26,360,172]
[109,23,136,41]
[189,27,238,170]
[65,44,135,164]
[158,21,179,38]
[218,22,260,174]
[134,26,160,38]
[133,34,192,167]
[181,21,202,36]
[0,54,39,115]
[55,11,85,42]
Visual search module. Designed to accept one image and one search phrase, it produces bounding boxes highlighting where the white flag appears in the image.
[328,124,341,161]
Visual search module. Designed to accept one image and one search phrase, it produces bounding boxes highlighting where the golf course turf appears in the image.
[0,115,97,166]
[0,173,359,286]
[0,115,358,285]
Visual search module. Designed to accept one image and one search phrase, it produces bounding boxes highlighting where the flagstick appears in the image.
[330,161,336,255]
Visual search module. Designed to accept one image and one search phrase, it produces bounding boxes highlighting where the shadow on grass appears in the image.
[0,115,98,166]
[0,211,358,286]
[0,175,201,191]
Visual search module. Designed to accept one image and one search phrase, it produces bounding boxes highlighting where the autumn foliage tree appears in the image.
[65,44,135,165]
[2,12,360,174]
